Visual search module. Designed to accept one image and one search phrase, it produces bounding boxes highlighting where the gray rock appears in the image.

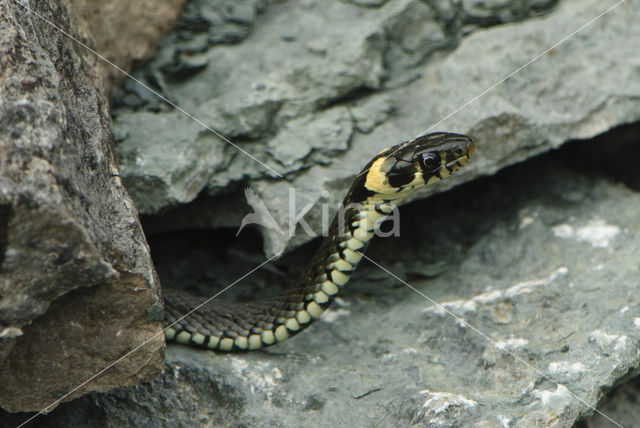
[267,106,353,169]
[0,0,163,413]
[32,123,640,427]
[112,0,640,259]
[348,0,389,7]
[115,111,230,213]
[580,375,640,428]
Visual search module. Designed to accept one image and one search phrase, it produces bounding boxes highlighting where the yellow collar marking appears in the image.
[364,157,392,193]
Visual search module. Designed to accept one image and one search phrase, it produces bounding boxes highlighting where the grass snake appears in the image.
[164,132,475,351]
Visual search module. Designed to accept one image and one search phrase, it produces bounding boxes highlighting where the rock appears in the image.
[67,0,188,91]
[27,121,640,427]
[580,375,640,427]
[0,0,164,413]
[267,106,353,170]
[112,0,640,257]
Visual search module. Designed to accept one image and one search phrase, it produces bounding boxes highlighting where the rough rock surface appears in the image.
[66,0,188,92]
[0,1,164,413]
[111,0,640,256]
[580,375,640,428]
[24,122,640,427]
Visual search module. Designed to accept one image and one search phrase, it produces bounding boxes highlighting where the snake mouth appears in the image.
[445,154,470,172]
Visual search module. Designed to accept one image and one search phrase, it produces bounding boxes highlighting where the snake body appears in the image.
[164,132,475,351]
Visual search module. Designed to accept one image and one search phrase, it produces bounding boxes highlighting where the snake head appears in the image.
[361,132,475,201]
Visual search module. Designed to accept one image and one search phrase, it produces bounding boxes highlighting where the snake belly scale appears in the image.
[164,132,475,351]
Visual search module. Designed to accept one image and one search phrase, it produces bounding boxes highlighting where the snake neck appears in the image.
[288,195,396,314]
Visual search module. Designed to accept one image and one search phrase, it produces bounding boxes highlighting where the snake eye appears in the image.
[420,153,440,172]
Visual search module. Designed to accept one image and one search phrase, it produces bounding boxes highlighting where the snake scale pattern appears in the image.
[164,132,475,351]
